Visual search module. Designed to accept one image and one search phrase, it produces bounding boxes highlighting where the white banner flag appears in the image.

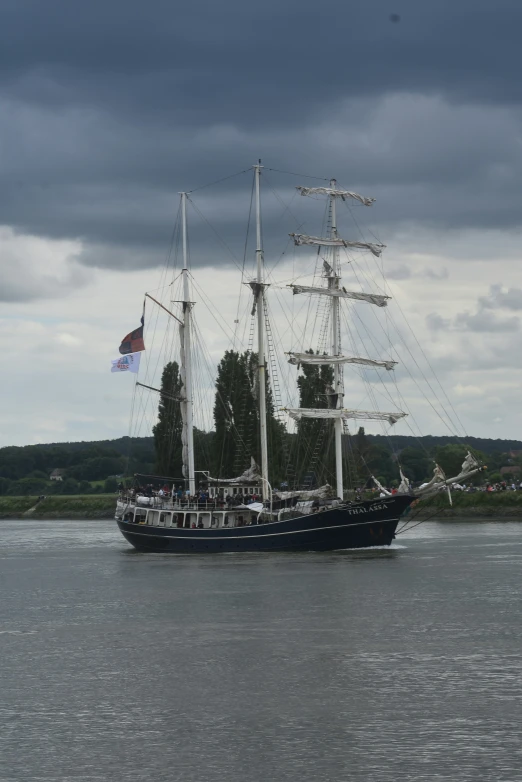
[111,352,141,374]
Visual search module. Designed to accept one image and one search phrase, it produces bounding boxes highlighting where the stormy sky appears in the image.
[2,0,522,447]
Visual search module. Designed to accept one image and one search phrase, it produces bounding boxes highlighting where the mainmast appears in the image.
[253,162,269,501]
[180,192,196,495]
[329,180,344,500]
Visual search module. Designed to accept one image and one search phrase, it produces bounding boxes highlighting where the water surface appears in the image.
[1,519,521,781]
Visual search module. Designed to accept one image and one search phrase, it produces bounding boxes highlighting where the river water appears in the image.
[1,519,521,782]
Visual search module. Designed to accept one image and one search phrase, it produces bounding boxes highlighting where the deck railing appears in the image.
[118,493,261,512]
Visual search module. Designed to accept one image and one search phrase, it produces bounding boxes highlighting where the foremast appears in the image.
[329,180,344,499]
[287,182,408,500]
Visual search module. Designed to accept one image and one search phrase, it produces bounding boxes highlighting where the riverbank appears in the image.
[2,491,522,520]
[409,490,522,519]
[0,494,116,519]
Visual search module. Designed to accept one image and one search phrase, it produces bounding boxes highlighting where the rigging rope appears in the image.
[187,168,251,194]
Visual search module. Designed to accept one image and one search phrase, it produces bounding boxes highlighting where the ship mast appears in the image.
[180,192,196,495]
[285,182,408,498]
[329,180,344,500]
[253,162,269,501]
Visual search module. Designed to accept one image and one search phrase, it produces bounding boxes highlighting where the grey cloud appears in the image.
[426,313,450,331]
[1,265,90,302]
[387,265,411,280]
[454,310,519,333]
[427,284,522,333]
[424,268,449,280]
[1,239,91,302]
[479,284,522,311]
[427,308,519,333]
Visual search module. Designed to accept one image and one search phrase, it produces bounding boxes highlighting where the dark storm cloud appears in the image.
[2,0,522,270]
[2,0,522,117]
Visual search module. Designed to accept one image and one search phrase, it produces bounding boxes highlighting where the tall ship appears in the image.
[114,163,482,552]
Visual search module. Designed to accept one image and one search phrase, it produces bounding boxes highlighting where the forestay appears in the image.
[287,352,397,370]
[290,233,385,257]
[285,408,407,425]
[290,284,390,308]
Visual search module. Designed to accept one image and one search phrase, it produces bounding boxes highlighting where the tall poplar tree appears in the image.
[153,361,183,478]
[213,350,285,481]
[294,350,335,487]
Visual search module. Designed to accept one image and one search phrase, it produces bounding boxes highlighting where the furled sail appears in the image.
[397,468,411,494]
[290,284,390,308]
[274,485,335,501]
[207,457,262,485]
[287,352,397,371]
[415,452,483,498]
[290,233,385,257]
[284,408,407,425]
[372,476,392,497]
[296,186,376,206]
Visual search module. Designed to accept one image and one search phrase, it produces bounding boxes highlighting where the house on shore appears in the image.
[500,465,521,477]
[50,469,65,482]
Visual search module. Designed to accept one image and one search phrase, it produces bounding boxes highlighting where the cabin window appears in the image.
[160,512,171,527]
[176,513,184,528]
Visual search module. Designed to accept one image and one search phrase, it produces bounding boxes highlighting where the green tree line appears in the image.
[2,346,522,495]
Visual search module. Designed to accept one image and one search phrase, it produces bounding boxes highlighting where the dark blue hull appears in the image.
[116,495,414,553]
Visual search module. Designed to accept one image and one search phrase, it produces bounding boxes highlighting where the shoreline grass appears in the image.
[0,494,117,519]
